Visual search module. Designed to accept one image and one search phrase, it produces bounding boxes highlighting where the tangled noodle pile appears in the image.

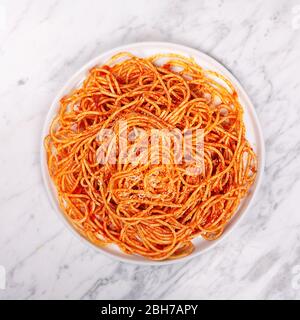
[45,53,257,260]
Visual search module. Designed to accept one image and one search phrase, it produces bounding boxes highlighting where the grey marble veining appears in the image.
[1,0,300,299]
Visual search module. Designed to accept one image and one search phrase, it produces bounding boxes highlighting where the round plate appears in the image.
[40,42,265,265]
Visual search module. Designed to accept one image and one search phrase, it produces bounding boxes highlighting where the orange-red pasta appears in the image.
[45,52,257,260]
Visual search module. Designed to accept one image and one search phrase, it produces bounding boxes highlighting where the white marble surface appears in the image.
[1,0,300,300]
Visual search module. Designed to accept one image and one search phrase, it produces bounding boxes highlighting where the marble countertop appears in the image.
[1,0,300,300]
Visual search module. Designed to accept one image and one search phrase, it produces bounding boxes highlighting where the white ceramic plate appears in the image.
[40,42,265,265]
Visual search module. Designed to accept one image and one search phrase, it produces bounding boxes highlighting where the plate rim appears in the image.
[40,41,265,265]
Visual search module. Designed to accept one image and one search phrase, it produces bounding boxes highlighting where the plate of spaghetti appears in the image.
[41,42,264,264]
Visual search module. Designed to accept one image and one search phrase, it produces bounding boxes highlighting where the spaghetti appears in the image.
[45,52,257,260]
